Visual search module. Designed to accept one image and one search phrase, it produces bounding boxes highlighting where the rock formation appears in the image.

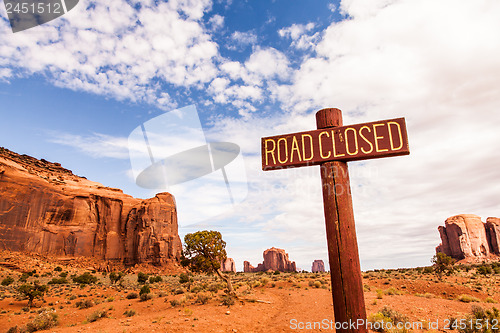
[244,247,296,272]
[220,257,236,273]
[0,147,182,266]
[436,214,500,260]
[311,260,325,273]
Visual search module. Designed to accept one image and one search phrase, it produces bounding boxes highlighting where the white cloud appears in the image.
[230,31,258,46]
[0,0,217,109]
[278,23,320,50]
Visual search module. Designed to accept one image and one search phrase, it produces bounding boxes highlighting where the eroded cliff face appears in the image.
[0,147,182,266]
[436,214,500,261]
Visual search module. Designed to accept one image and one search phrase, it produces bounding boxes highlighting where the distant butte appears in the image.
[0,147,182,268]
[244,247,296,272]
[437,214,500,263]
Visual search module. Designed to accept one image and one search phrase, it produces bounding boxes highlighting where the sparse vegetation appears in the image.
[72,272,98,285]
[1,276,14,286]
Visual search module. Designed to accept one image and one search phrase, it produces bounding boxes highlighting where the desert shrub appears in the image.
[72,272,98,285]
[179,273,190,284]
[368,306,409,333]
[208,283,222,293]
[172,288,185,295]
[170,299,182,307]
[2,276,15,286]
[385,287,400,296]
[123,309,136,317]
[477,265,493,276]
[376,289,384,299]
[54,267,63,272]
[25,309,58,332]
[415,293,434,298]
[59,272,68,278]
[423,266,433,274]
[149,275,163,284]
[75,299,94,309]
[48,277,67,285]
[452,305,500,333]
[195,292,211,304]
[140,293,153,301]
[87,310,107,323]
[109,272,125,285]
[485,297,496,303]
[458,294,480,303]
[260,277,270,286]
[126,292,139,299]
[221,295,235,307]
[273,270,280,275]
[140,284,150,295]
[313,281,322,288]
[18,273,30,283]
[137,272,149,284]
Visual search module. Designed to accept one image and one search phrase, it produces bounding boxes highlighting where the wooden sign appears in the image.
[261,108,410,333]
[261,117,409,170]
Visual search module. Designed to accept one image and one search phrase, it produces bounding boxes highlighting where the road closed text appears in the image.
[261,118,409,170]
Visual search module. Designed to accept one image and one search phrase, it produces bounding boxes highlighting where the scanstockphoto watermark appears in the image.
[289,318,424,331]
[3,0,79,33]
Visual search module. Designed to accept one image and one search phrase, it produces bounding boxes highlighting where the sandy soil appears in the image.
[1,252,499,333]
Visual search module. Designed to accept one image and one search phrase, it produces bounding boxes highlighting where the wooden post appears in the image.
[316,108,367,333]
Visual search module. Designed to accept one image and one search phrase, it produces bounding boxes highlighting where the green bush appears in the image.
[72,272,98,285]
[140,293,153,301]
[54,267,63,272]
[221,295,235,307]
[149,275,163,284]
[137,272,149,284]
[18,273,29,283]
[109,272,125,284]
[140,285,150,296]
[1,276,14,286]
[179,273,190,284]
[477,265,493,275]
[48,277,68,285]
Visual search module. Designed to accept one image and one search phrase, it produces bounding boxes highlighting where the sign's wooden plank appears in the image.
[261,117,409,170]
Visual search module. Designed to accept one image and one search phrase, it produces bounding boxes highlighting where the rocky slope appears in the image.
[436,214,500,261]
[244,247,296,272]
[0,147,182,266]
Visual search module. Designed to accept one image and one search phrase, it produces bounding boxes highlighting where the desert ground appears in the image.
[1,251,499,333]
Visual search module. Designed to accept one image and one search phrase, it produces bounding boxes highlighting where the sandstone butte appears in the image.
[437,214,500,262]
[244,247,296,272]
[220,257,236,273]
[0,147,182,268]
[311,259,325,273]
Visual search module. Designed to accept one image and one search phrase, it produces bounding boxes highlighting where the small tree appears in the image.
[18,282,48,308]
[182,230,236,296]
[431,252,456,279]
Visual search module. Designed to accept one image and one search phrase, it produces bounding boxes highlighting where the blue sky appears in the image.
[1,0,500,271]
